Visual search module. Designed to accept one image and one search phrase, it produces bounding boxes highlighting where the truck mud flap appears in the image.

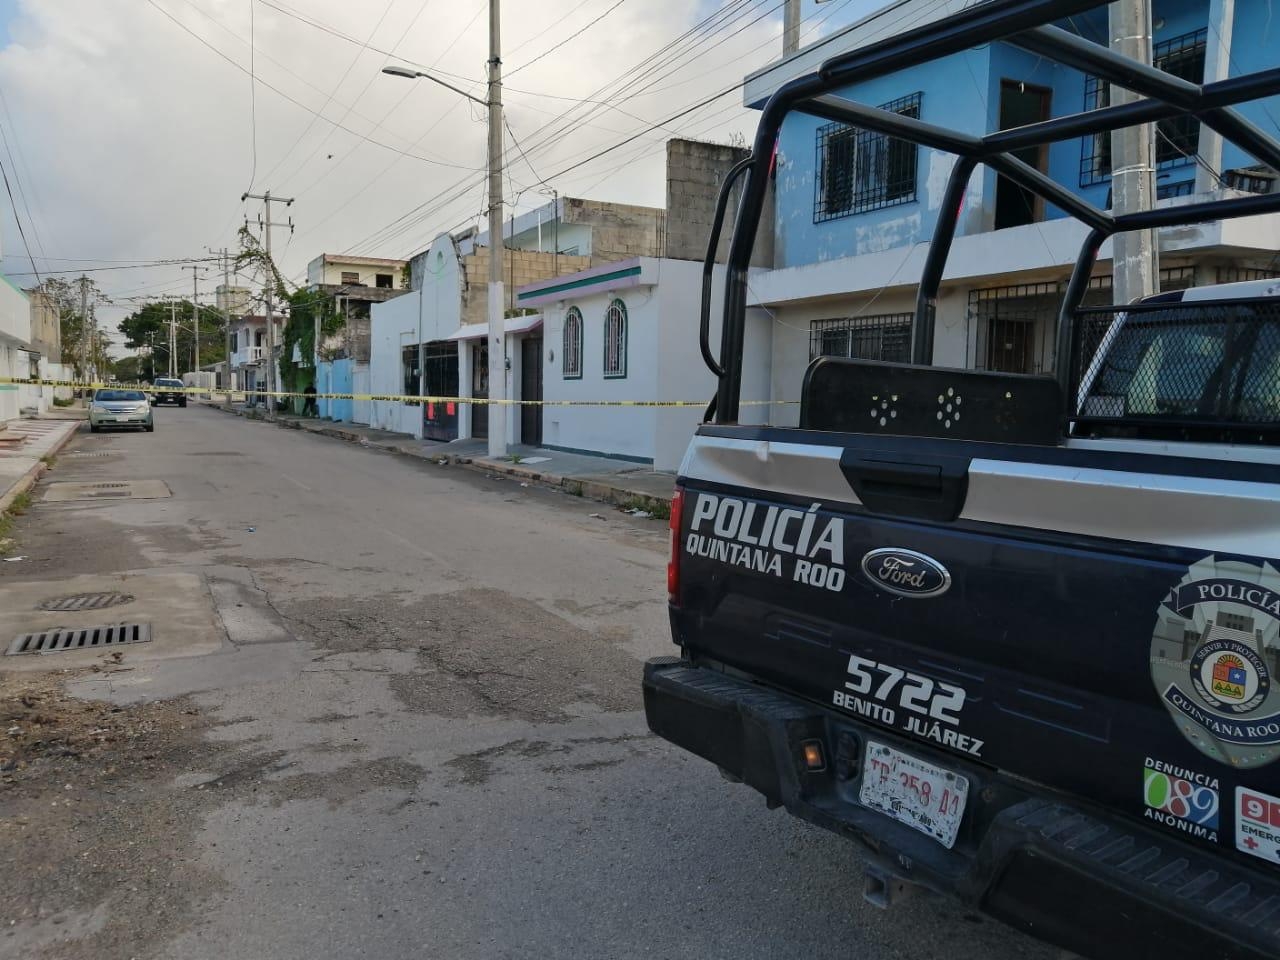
[644,658,1280,960]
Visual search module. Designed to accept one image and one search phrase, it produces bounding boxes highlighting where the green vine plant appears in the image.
[234,226,341,401]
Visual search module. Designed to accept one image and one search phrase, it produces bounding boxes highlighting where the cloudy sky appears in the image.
[0,0,871,346]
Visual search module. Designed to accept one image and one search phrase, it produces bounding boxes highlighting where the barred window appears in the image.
[815,93,921,222]
[603,300,627,379]
[562,307,583,379]
[1080,28,1207,187]
[810,314,913,362]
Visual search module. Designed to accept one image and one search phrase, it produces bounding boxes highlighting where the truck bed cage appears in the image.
[707,0,1280,424]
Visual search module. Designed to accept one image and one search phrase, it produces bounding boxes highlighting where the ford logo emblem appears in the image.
[860,548,951,599]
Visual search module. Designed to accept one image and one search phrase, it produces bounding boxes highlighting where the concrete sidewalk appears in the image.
[204,401,677,511]
[0,417,82,515]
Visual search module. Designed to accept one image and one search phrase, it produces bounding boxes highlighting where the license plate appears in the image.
[859,740,969,849]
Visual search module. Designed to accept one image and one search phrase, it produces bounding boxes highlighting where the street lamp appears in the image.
[380,66,490,108]
[381,17,507,459]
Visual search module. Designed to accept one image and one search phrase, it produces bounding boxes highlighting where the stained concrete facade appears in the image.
[664,139,774,267]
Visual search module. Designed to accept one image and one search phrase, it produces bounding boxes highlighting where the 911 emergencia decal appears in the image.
[1150,555,1280,768]
[684,493,847,592]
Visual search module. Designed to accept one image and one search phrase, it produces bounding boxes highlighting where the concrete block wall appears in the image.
[461,248,593,327]
[665,139,775,267]
[561,199,666,264]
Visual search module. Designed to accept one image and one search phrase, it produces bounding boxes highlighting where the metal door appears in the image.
[423,341,459,441]
[471,341,488,440]
[521,336,543,446]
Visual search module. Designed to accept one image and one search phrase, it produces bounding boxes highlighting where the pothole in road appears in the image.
[281,589,642,724]
[38,591,135,612]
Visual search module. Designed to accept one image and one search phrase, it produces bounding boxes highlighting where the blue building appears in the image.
[743,0,1280,419]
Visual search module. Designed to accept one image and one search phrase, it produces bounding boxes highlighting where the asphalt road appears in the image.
[0,405,1061,960]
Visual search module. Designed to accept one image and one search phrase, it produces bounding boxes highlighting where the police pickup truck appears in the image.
[642,2,1280,957]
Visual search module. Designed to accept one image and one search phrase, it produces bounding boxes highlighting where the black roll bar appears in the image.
[699,155,753,380]
[710,0,1280,424]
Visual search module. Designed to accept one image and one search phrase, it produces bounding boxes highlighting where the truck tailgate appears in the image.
[671,425,1280,871]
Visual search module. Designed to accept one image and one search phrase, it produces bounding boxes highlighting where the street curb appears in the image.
[203,401,674,511]
[0,420,80,517]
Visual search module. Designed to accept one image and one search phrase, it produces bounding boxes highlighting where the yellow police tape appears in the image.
[0,376,797,408]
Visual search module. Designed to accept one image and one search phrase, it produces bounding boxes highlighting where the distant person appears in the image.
[303,382,318,417]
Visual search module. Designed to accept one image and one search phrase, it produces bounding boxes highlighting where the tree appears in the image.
[117,299,226,378]
[31,276,104,380]
[111,355,145,383]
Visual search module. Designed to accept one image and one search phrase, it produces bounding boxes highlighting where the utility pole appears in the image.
[77,276,89,392]
[241,190,295,418]
[783,0,801,55]
[1109,0,1158,305]
[168,301,178,378]
[487,0,507,458]
[215,247,233,407]
[182,264,207,383]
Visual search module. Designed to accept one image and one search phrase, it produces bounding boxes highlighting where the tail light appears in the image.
[667,486,684,604]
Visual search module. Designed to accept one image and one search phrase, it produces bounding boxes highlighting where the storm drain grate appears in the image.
[89,483,129,488]
[89,491,130,498]
[6,622,151,656]
[38,592,135,612]
[69,452,116,458]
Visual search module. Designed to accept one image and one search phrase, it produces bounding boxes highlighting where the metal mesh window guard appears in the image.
[1073,299,1280,432]
[563,307,583,379]
[603,300,627,378]
[815,93,921,222]
[1079,28,1207,187]
[810,314,913,361]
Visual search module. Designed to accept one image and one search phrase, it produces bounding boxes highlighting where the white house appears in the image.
[514,258,772,471]
[225,314,284,394]
[370,235,462,439]
[0,275,34,423]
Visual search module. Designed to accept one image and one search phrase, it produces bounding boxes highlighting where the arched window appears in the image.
[562,307,583,379]
[603,299,627,379]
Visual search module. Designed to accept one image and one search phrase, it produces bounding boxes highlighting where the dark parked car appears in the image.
[151,377,187,407]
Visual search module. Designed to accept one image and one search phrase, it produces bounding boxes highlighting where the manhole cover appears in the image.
[6,622,152,656]
[37,592,135,612]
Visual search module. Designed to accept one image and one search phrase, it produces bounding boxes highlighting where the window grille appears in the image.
[603,300,627,378]
[1217,266,1280,284]
[809,314,913,362]
[1080,28,1207,187]
[815,93,921,222]
[1224,167,1279,194]
[562,307,583,379]
[341,271,361,285]
[971,269,1204,373]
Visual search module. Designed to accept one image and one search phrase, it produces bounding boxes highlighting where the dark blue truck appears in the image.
[643,2,1280,957]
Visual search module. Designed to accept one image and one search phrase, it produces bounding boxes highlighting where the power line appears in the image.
[0,157,40,285]
[507,0,635,77]
[342,0,772,254]
[259,0,398,189]
[247,0,258,192]
[5,258,221,277]
[147,0,484,172]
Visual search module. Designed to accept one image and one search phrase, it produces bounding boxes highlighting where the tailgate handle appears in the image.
[842,456,968,523]
[851,459,942,492]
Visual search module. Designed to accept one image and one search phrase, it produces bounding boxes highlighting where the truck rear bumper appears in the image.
[644,657,1280,960]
